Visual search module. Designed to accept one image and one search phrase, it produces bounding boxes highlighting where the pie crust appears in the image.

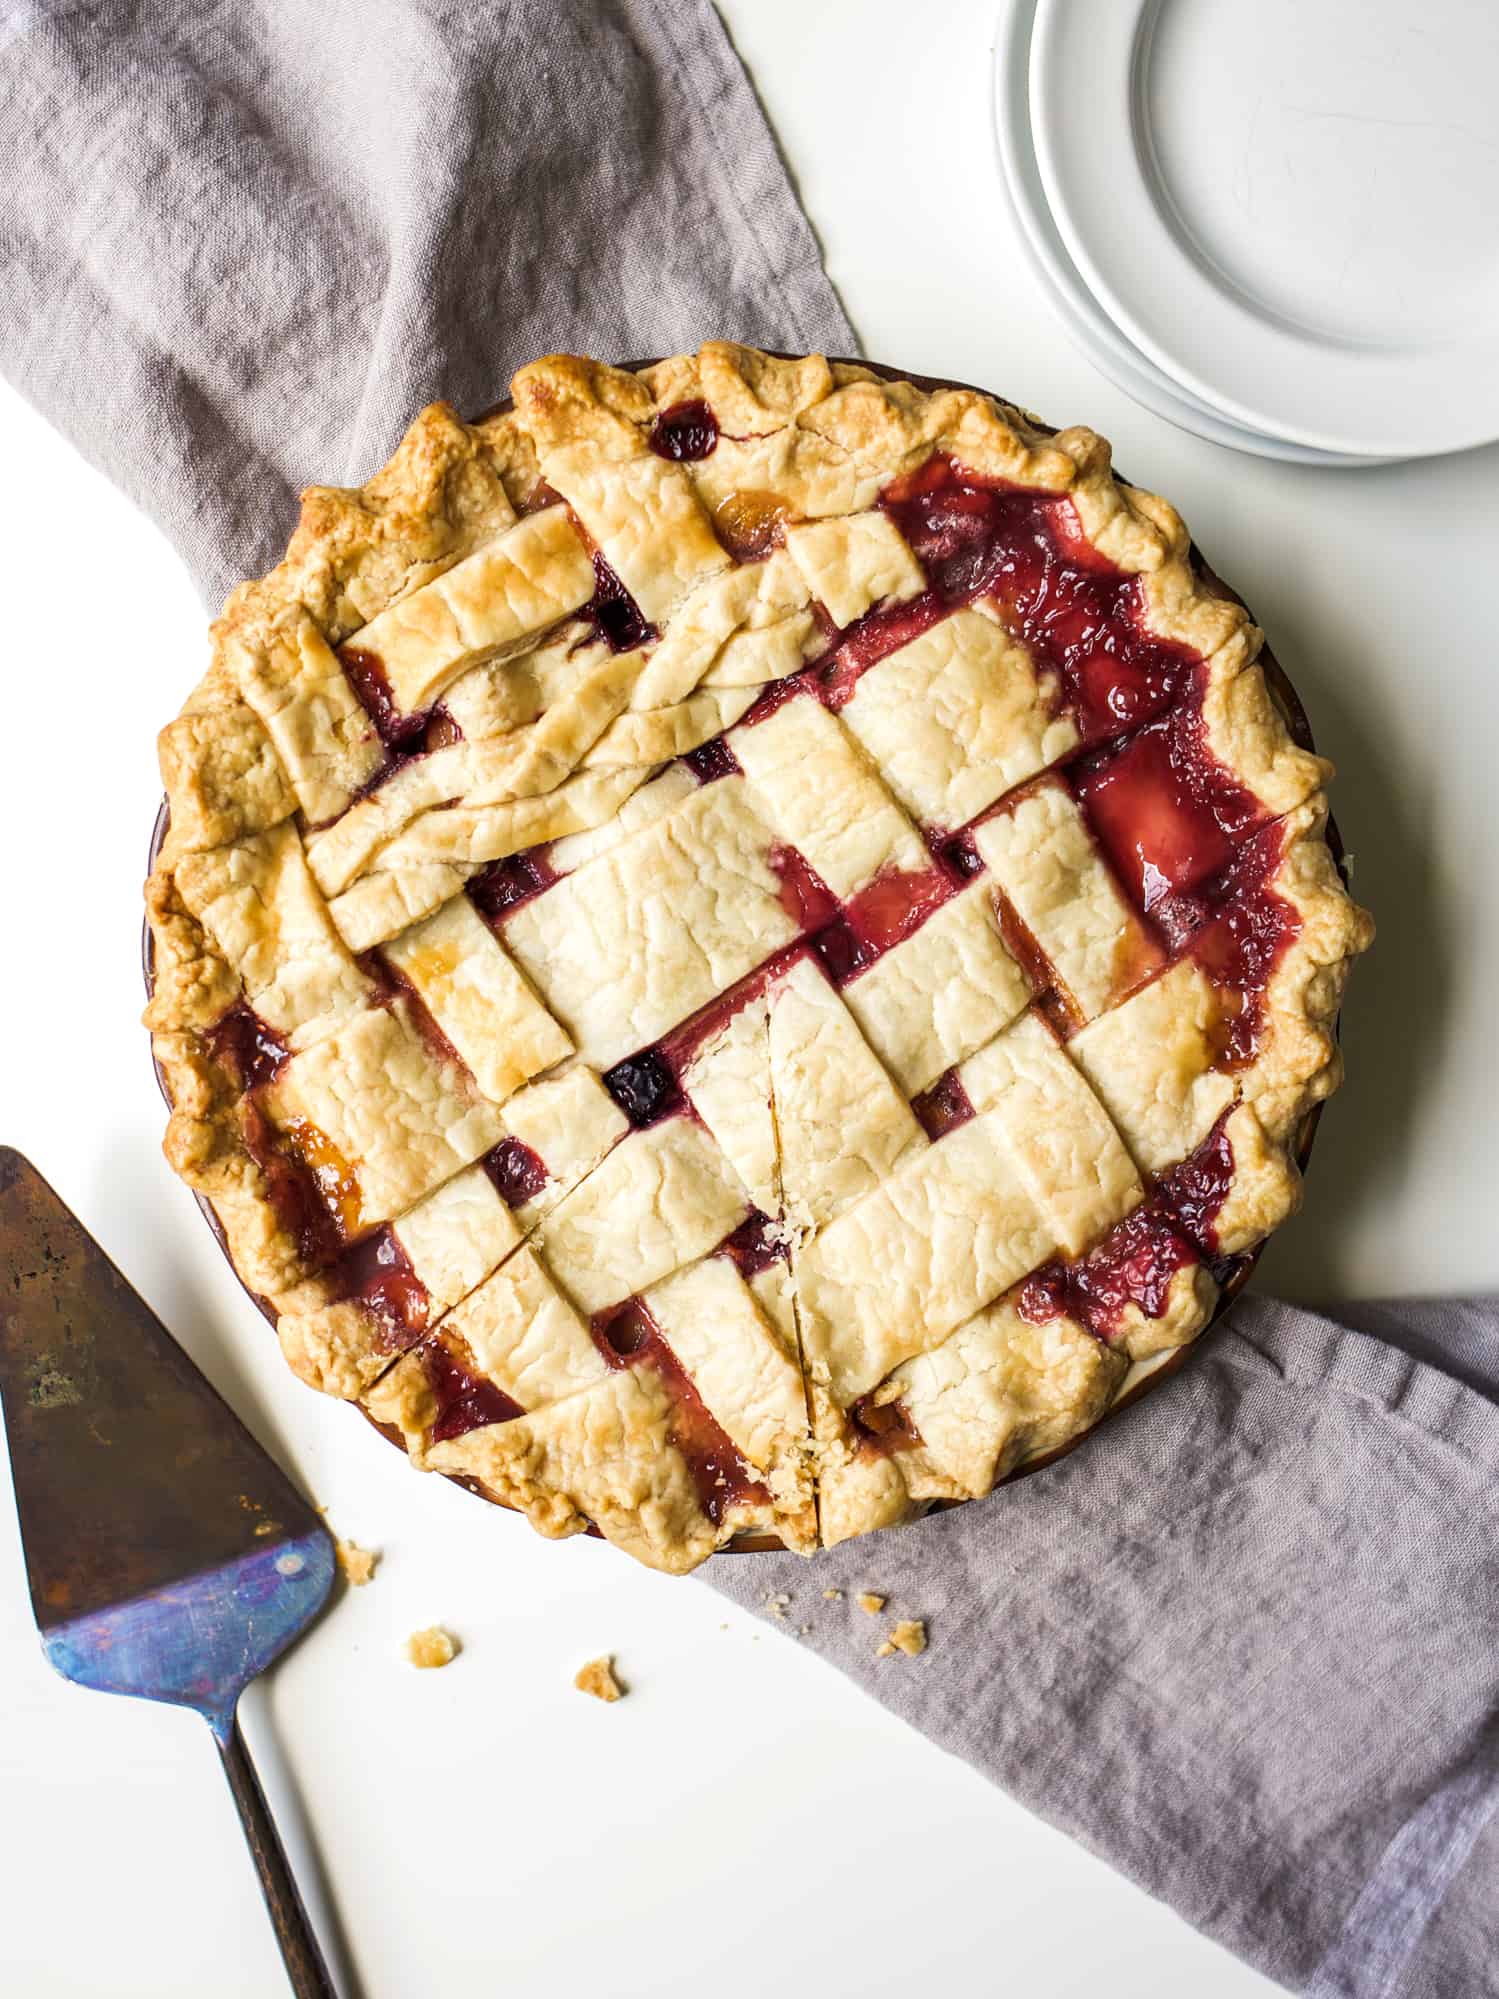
[145,343,1372,1574]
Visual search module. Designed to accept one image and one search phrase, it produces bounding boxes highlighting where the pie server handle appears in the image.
[212,1707,339,1999]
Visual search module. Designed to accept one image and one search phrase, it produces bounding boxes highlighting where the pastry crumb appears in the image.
[876,1619,927,1659]
[574,1655,625,1703]
[405,1626,458,1669]
[335,1539,379,1587]
[856,1591,886,1615]
[764,1591,792,1620]
[822,1588,843,1601]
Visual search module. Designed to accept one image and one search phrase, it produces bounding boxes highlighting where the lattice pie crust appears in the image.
[145,344,1372,1574]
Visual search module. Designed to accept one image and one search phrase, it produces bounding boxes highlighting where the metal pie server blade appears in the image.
[0,1147,340,1997]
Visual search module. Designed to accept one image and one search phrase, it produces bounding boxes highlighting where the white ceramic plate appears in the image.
[1029,0,1499,459]
[991,0,1381,465]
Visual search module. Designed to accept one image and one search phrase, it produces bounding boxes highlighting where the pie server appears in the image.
[0,1147,340,1998]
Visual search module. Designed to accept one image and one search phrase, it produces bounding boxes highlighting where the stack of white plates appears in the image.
[994,0,1499,466]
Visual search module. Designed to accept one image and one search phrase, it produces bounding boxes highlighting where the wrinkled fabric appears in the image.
[0,0,855,610]
[3,10,1494,1993]
[711,1299,1499,1996]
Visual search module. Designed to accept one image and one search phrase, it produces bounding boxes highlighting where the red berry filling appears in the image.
[339,645,430,749]
[1174,820,1301,1067]
[424,1339,524,1445]
[684,736,741,784]
[650,400,719,462]
[469,844,560,922]
[911,1068,976,1142]
[583,552,657,653]
[602,1048,683,1129]
[590,1300,770,1526]
[1075,700,1266,910]
[482,1138,549,1209]
[1018,1112,1240,1341]
[1020,1206,1200,1343]
[879,456,1196,742]
[815,863,958,986]
[848,1392,923,1457]
[239,1100,347,1271]
[717,1210,789,1279]
[336,1228,429,1349]
[1154,1112,1238,1255]
[207,1002,290,1092]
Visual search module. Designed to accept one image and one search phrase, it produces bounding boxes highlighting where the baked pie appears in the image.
[145,343,1372,1574]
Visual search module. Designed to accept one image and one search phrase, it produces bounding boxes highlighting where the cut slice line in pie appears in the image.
[144,343,1372,1574]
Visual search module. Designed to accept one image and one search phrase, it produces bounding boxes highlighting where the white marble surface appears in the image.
[1,3,1494,1994]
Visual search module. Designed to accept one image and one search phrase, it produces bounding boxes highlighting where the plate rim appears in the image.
[1028,0,1499,460]
[990,0,1391,468]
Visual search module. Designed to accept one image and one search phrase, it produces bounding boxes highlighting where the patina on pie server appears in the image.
[0,1148,339,1998]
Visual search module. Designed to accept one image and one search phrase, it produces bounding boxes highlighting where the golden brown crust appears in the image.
[145,341,1371,1576]
[405,1626,458,1668]
[876,1619,927,1659]
[156,693,297,860]
[1240,799,1376,1142]
[335,1539,379,1586]
[574,1655,625,1702]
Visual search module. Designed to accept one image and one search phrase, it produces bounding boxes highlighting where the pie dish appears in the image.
[144,342,1372,1574]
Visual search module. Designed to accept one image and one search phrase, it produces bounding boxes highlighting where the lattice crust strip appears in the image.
[145,343,1372,1574]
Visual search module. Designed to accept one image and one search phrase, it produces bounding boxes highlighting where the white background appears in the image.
[2,3,1496,1995]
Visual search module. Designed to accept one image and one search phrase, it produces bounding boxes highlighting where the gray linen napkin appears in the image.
[0,0,854,610]
[4,7,1496,1995]
[711,1298,1499,1999]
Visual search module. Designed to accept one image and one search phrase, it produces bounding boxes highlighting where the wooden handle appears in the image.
[214,1715,338,1999]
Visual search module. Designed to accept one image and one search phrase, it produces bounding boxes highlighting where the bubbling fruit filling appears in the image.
[684,736,741,784]
[423,1337,524,1446]
[335,1227,430,1349]
[814,863,958,986]
[768,841,839,933]
[649,399,719,462]
[1075,701,1265,909]
[1019,1111,1240,1344]
[469,844,561,922]
[583,550,656,653]
[848,1391,923,1459]
[717,1209,790,1280]
[912,1069,977,1143]
[880,456,1197,743]
[482,1137,549,1209]
[591,1300,770,1525]
[1019,1206,1201,1344]
[239,1098,348,1270]
[206,1001,290,1093]
[338,644,428,750]
[712,489,791,563]
[1153,1112,1238,1256]
[337,651,468,820]
[602,1048,683,1130]
[815,592,950,711]
[1175,820,1300,1067]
